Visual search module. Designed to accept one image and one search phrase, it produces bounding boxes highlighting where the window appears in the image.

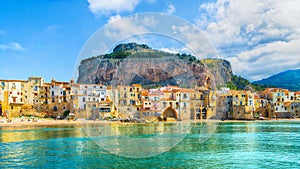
[83,97,86,102]
[12,83,16,89]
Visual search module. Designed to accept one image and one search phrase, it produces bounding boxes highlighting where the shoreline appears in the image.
[0,118,300,127]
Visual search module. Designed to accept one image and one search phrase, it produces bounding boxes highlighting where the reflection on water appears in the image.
[0,121,300,168]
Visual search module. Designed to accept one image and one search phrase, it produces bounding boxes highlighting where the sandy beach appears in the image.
[0,118,118,127]
[0,117,300,127]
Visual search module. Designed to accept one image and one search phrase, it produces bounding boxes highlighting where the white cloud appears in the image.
[0,42,25,51]
[166,4,176,14]
[103,15,150,41]
[160,48,181,54]
[108,15,122,23]
[197,0,300,81]
[87,0,140,16]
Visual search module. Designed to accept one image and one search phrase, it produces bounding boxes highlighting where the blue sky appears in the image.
[1,0,300,82]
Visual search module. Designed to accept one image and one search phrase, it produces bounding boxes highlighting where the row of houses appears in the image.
[1,76,299,120]
[0,77,217,120]
[217,88,300,120]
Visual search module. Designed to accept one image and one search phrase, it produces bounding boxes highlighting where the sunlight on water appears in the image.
[0,121,300,168]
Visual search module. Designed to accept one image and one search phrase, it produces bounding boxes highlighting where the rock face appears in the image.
[77,43,233,89]
[202,59,233,87]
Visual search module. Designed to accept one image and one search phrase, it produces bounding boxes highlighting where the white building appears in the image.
[8,81,23,104]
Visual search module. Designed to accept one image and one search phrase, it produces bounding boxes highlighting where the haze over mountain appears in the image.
[253,69,300,91]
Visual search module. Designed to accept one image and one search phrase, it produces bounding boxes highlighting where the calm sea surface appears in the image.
[0,121,299,169]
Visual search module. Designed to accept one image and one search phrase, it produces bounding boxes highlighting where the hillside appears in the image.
[253,69,300,91]
[77,43,234,89]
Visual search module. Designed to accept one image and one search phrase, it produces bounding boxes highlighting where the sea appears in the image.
[0,121,299,169]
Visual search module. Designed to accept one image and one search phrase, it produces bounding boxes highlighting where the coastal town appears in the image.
[0,76,300,122]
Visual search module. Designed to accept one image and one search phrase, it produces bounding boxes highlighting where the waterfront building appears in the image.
[70,81,106,119]
[0,80,9,117]
[254,95,268,118]
[260,88,293,118]
[0,80,25,118]
[230,90,255,120]
[46,78,71,118]
[217,93,233,120]
[117,84,142,118]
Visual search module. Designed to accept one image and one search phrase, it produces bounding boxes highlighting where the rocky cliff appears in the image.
[202,59,233,87]
[77,43,233,89]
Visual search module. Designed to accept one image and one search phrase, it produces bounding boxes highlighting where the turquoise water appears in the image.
[0,121,300,169]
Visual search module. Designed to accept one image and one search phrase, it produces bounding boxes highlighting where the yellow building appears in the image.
[230,90,255,120]
[0,80,25,118]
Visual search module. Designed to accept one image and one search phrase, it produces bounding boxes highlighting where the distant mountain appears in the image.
[253,69,300,91]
